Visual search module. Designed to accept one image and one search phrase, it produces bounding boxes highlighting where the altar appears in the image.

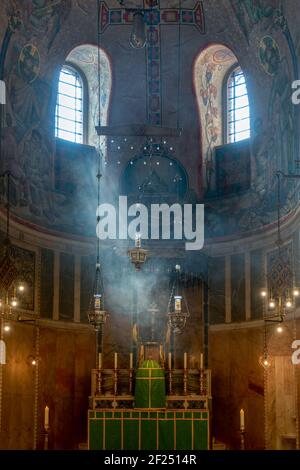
[88,357,211,450]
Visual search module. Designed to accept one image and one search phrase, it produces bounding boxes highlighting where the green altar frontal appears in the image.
[135,360,166,408]
[88,410,209,450]
[88,359,210,450]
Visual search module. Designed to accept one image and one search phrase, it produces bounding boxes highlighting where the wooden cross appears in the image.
[97,0,205,137]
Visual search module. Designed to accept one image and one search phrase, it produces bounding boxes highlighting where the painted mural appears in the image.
[230,0,274,44]
[194,45,236,190]
[0,1,102,236]
[200,0,300,239]
[230,0,298,180]
[99,0,205,126]
[0,1,299,241]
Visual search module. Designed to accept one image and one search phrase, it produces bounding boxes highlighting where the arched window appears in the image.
[55,45,112,154]
[226,66,250,143]
[55,65,84,144]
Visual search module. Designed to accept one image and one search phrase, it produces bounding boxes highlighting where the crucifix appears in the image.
[97,0,205,138]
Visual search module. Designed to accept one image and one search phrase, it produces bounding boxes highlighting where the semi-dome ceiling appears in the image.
[0,0,299,241]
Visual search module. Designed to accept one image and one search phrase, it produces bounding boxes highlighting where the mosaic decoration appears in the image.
[99,1,205,126]
[0,1,22,79]
[18,44,40,84]
[230,0,273,44]
[231,1,299,177]
[259,36,280,76]
[0,0,299,242]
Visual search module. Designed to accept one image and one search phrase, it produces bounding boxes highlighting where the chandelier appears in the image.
[260,173,298,324]
[87,263,108,331]
[128,234,148,271]
[167,265,190,335]
[259,173,298,367]
[87,165,108,364]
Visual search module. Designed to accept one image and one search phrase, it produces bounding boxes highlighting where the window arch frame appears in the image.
[223,63,250,144]
[55,62,88,145]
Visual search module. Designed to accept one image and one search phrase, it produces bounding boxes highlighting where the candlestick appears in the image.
[44,427,49,451]
[44,406,49,428]
[168,352,173,395]
[113,367,118,396]
[98,352,102,369]
[97,369,103,395]
[141,345,144,362]
[184,352,187,370]
[130,352,133,369]
[183,353,188,395]
[129,367,134,394]
[114,352,118,370]
[240,409,245,430]
[200,353,204,370]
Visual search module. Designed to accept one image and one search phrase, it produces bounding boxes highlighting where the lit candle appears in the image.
[168,352,172,370]
[174,295,182,312]
[135,233,141,248]
[240,409,245,430]
[94,294,101,310]
[44,406,49,428]
[200,353,204,370]
[184,352,187,370]
[114,353,118,369]
[130,353,133,369]
[98,353,102,369]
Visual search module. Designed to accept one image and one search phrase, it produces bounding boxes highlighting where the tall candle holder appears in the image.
[240,428,245,450]
[239,408,245,449]
[168,368,173,395]
[199,368,206,395]
[129,368,134,395]
[113,368,118,396]
[44,424,50,450]
[97,369,103,395]
[167,353,173,395]
[183,367,188,396]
